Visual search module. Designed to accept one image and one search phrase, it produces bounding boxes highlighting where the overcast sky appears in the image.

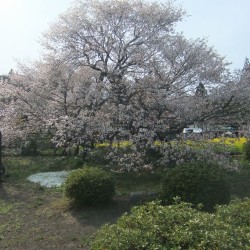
[0,0,249,74]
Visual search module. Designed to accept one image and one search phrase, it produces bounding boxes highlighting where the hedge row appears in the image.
[91,199,250,249]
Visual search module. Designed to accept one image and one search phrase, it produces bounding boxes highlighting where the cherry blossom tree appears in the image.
[1,0,250,170]
[43,2,224,141]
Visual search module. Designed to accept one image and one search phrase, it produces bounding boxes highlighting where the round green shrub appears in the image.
[216,198,250,228]
[64,167,115,206]
[161,162,230,211]
[91,200,250,249]
[243,140,250,160]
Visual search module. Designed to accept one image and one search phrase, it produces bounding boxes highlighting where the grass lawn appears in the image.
[0,154,249,249]
[0,156,161,249]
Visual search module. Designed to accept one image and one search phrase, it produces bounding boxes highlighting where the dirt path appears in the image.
[0,182,129,249]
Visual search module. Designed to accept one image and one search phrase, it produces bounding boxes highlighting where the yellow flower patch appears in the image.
[210,137,247,152]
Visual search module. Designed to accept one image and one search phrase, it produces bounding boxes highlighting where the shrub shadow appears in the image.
[70,195,130,228]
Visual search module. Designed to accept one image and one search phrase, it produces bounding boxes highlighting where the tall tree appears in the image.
[3,0,248,170]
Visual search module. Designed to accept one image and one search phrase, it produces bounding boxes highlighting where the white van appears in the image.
[183,127,202,134]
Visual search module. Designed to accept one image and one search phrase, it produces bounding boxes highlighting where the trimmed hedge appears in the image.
[161,162,230,211]
[91,199,250,249]
[64,167,115,206]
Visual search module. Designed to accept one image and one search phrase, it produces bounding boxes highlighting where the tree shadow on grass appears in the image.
[0,181,9,201]
[70,195,130,228]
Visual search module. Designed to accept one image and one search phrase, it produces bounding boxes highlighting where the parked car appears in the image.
[183,127,202,134]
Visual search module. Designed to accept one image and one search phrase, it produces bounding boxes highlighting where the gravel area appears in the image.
[27,170,72,188]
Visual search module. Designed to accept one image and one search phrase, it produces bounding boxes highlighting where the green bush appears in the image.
[64,167,115,206]
[216,198,250,228]
[21,138,38,156]
[91,200,250,250]
[243,140,250,160]
[161,162,230,211]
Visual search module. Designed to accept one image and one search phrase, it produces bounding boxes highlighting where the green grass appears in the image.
[113,172,161,195]
[2,154,250,200]
[3,156,82,182]
[0,200,13,214]
[2,156,161,195]
[0,199,23,241]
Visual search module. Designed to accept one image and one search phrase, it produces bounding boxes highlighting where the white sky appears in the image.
[175,0,250,71]
[0,0,249,74]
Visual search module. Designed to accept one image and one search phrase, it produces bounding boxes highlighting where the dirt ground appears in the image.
[0,181,129,250]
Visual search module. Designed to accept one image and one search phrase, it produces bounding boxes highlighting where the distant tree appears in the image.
[242,57,250,72]
[195,83,207,97]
